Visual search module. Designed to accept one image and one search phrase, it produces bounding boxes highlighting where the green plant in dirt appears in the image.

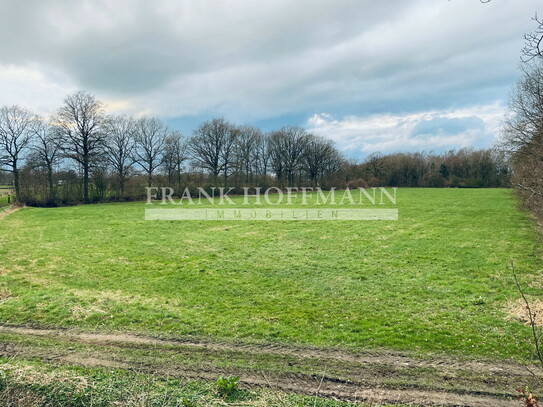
[215,375,240,398]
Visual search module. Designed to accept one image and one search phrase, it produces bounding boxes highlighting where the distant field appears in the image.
[0,189,540,360]
[0,194,11,211]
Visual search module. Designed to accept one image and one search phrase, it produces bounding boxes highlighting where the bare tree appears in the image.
[303,135,339,186]
[254,132,271,181]
[234,125,262,185]
[479,1,543,62]
[104,115,136,195]
[522,14,543,62]
[0,105,36,201]
[269,127,309,186]
[55,91,106,202]
[163,130,189,191]
[365,152,385,180]
[502,64,543,154]
[221,126,238,187]
[133,116,168,188]
[190,118,236,186]
[501,62,543,218]
[31,118,63,201]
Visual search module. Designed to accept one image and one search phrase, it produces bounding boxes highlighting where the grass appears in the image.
[0,357,362,407]
[0,192,13,211]
[0,188,541,360]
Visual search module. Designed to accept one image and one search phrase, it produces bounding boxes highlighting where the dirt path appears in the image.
[0,324,535,406]
[0,204,23,220]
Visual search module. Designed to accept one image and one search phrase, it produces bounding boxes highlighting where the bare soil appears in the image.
[0,324,538,406]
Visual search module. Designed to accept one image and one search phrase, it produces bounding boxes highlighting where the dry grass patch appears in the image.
[71,304,108,320]
[0,363,88,389]
[507,298,543,326]
[0,288,12,302]
[69,288,184,315]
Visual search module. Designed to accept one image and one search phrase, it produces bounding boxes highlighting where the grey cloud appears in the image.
[0,0,539,153]
[0,0,405,94]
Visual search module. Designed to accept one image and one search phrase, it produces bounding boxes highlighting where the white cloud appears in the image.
[306,103,504,157]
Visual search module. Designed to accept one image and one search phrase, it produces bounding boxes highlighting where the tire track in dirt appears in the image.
[0,324,530,376]
[0,324,532,406]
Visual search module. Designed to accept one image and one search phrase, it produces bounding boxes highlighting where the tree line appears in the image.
[344,149,509,189]
[501,14,543,222]
[0,91,509,206]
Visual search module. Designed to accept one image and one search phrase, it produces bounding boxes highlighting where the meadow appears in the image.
[0,188,540,360]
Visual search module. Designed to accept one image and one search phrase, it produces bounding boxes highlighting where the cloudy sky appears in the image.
[0,0,540,158]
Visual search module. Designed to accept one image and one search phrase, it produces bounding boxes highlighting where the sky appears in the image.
[0,0,540,159]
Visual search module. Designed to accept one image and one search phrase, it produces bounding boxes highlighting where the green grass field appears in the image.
[0,188,540,361]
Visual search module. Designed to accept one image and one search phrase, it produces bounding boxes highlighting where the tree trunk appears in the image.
[13,166,20,203]
[83,164,89,202]
[47,165,54,202]
[82,147,90,203]
[177,162,182,193]
[119,169,125,196]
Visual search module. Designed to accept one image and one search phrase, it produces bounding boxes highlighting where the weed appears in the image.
[216,375,240,398]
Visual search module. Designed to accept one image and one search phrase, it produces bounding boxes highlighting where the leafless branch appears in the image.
[513,263,543,372]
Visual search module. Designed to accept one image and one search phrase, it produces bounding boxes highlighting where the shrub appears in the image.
[346,178,368,189]
[215,376,239,398]
[367,177,381,187]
